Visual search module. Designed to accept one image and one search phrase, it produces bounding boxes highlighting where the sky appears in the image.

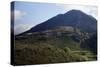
[11,1,98,35]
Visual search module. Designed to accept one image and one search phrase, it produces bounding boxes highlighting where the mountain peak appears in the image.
[64,9,86,16]
[66,9,84,13]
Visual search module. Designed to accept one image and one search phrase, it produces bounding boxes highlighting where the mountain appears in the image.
[22,10,97,35]
[14,10,97,64]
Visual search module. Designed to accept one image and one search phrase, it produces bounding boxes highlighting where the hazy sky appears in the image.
[11,1,98,35]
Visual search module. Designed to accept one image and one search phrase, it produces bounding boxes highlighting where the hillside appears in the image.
[14,26,97,65]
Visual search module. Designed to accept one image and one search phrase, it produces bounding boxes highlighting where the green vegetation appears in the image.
[14,34,97,65]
